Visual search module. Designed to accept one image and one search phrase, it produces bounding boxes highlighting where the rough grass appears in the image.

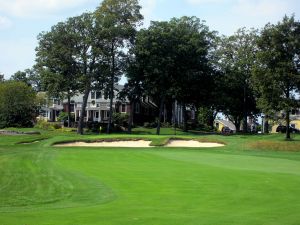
[248,140,300,151]
[1,128,300,224]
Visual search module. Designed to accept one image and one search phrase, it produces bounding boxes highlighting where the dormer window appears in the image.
[96,92,101,99]
[91,92,95,99]
[91,91,101,99]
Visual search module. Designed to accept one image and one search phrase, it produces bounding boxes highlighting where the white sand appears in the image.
[55,139,224,148]
[55,140,153,148]
[165,140,224,148]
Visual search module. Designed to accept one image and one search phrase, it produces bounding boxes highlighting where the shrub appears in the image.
[0,81,36,128]
[57,111,75,122]
[34,120,54,130]
[52,123,62,129]
[161,122,172,128]
[86,121,105,133]
[112,113,129,127]
[143,121,157,128]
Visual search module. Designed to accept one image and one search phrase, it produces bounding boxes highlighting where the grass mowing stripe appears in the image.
[0,145,115,212]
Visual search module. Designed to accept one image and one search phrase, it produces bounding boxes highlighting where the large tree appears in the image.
[11,71,28,84]
[36,20,79,128]
[130,17,214,134]
[120,59,145,133]
[216,28,259,132]
[0,81,36,128]
[36,12,105,132]
[169,17,215,132]
[95,0,143,134]
[11,68,42,92]
[252,15,300,139]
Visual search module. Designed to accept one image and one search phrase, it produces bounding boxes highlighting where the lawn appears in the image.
[1,128,300,225]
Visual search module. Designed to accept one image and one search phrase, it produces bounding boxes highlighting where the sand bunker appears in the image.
[166,140,224,148]
[55,140,153,148]
[55,139,224,148]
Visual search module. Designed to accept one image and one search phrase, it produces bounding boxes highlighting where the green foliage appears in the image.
[10,68,42,91]
[252,15,300,139]
[215,28,259,131]
[11,71,28,84]
[0,73,4,82]
[36,12,100,134]
[95,0,143,134]
[131,16,214,134]
[57,112,74,122]
[197,107,215,129]
[34,120,53,130]
[0,81,36,128]
[34,120,62,130]
[143,122,157,128]
[112,112,129,127]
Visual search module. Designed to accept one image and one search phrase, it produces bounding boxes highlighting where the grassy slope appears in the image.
[0,128,300,224]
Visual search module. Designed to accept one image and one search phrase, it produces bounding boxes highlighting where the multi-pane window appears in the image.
[96,92,101,99]
[91,92,95,99]
[121,104,126,113]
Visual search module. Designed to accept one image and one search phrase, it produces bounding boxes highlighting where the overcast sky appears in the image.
[0,0,299,79]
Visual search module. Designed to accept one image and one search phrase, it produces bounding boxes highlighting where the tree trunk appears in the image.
[182,103,188,132]
[107,79,114,134]
[156,96,165,135]
[285,88,291,140]
[67,94,71,128]
[286,109,291,139]
[173,99,177,135]
[77,86,90,135]
[128,100,134,134]
[234,118,241,133]
[243,113,248,133]
[210,111,218,130]
[243,84,248,133]
[263,115,269,134]
[107,43,115,134]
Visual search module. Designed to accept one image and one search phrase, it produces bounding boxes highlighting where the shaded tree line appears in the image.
[4,0,300,140]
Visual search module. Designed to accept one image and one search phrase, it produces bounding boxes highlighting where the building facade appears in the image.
[38,85,158,126]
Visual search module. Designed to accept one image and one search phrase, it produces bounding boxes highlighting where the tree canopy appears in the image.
[0,81,36,128]
[252,15,300,139]
[128,16,215,134]
[95,0,143,133]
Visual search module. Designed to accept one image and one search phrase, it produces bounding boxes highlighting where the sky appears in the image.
[0,0,300,79]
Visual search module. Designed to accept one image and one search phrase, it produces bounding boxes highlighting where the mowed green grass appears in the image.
[1,129,300,224]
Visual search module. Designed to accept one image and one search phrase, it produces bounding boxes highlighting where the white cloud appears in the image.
[233,0,289,17]
[140,0,157,18]
[0,0,94,18]
[140,0,157,27]
[0,16,12,29]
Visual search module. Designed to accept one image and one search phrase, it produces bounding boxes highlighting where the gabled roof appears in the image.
[215,119,236,131]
